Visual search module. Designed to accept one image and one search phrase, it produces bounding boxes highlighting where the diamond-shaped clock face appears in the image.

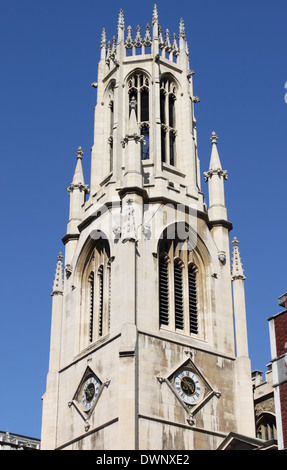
[157,353,221,424]
[173,369,203,405]
[81,374,100,411]
[73,367,102,418]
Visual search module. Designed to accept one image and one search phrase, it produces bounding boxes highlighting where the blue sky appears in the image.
[0,0,286,439]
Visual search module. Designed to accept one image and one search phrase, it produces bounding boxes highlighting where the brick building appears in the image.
[268,293,287,450]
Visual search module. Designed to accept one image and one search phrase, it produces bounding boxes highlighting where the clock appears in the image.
[81,375,99,411]
[174,369,203,405]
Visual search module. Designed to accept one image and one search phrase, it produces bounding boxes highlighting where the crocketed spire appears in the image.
[52,253,64,295]
[232,238,246,280]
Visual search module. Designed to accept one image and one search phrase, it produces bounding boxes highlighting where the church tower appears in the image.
[41,6,255,450]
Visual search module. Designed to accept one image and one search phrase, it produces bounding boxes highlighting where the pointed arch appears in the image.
[256,412,277,441]
[157,222,210,338]
[76,234,112,348]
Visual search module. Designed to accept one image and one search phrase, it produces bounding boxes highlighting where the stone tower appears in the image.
[41,6,255,450]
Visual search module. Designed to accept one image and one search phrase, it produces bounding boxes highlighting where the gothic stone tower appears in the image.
[41,6,255,450]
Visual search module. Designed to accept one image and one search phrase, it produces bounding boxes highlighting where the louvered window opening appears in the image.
[189,266,198,334]
[159,259,169,326]
[174,262,184,330]
[107,266,111,332]
[88,273,94,343]
[98,266,104,337]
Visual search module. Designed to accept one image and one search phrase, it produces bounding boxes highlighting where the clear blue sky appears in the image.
[0,0,286,439]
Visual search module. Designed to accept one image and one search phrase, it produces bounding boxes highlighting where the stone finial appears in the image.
[210,131,218,145]
[204,131,228,181]
[129,96,137,112]
[165,29,171,50]
[158,25,164,47]
[179,18,188,53]
[117,9,125,43]
[144,24,152,46]
[100,28,107,60]
[172,33,178,53]
[125,25,133,47]
[101,28,106,47]
[76,146,84,159]
[179,18,186,39]
[66,146,89,195]
[231,238,246,281]
[118,9,125,29]
[152,4,159,38]
[52,253,64,295]
[135,25,142,46]
[152,4,159,25]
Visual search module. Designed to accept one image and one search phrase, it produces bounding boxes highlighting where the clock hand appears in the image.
[182,377,194,393]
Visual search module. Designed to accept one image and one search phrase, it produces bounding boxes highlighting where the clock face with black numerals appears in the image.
[174,369,203,405]
[81,375,99,411]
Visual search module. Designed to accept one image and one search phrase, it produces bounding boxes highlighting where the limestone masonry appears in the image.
[41,6,255,450]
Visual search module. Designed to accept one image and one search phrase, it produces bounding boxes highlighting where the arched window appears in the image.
[128,71,150,160]
[82,239,111,347]
[158,231,200,336]
[160,76,177,165]
[256,413,277,441]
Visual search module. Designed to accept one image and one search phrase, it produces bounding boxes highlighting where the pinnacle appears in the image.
[118,8,124,23]
[209,131,222,171]
[52,252,64,294]
[153,4,159,24]
[179,18,186,38]
[67,146,89,195]
[232,238,246,280]
[71,147,85,185]
[102,5,189,61]
[118,9,125,30]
